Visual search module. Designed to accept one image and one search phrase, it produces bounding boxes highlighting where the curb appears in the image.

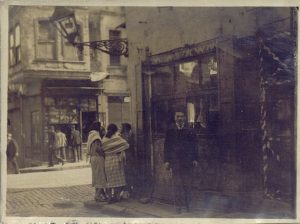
[20,164,90,173]
[83,200,159,218]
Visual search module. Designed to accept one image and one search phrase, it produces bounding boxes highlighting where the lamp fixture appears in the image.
[49,6,128,57]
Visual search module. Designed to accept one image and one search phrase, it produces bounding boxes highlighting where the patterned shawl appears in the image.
[87,130,101,156]
[102,134,129,156]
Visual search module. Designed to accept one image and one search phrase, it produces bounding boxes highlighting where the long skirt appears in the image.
[90,155,106,188]
[105,154,126,188]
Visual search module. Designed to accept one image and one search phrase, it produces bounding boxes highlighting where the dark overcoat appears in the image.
[164,124,198,170]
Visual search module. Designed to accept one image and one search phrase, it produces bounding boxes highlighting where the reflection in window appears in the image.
[149,53,219,134]
[200,55,218,87]
[187,98,208,130]
[175,60,200,92]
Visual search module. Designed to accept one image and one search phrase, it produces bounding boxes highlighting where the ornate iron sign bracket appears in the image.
[73,38,128,57]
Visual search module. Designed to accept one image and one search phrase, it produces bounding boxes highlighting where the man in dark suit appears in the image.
[164,111,198,213]
[7,133,20,174]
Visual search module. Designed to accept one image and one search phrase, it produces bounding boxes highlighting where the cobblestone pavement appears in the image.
[7,185,110,217]
[7,167,91,189]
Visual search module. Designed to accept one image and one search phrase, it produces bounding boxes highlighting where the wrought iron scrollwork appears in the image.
[73,38,128,57]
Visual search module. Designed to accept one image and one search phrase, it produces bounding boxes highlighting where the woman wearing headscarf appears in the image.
[86,121,107,202]
[102,123,129,203]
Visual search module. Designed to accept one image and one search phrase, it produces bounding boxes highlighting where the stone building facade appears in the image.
[8,6,129,167]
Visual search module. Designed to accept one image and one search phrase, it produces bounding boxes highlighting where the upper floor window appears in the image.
[37,20,56,60]
[109,30,121,66]
[36,19,82,61]
[62,25,83,61]
[9,24,21,66]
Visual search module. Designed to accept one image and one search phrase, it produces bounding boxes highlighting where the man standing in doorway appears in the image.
[7,133,20,174]
[164,111,198,213]
[70,125,82,162]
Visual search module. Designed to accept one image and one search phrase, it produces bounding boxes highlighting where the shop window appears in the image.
[9,24,21,66]
[109,30,121,66]
[150,53,219,134]
[151,65,174,96]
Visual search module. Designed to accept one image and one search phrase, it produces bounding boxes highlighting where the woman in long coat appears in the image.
[102,123,129,203]
[87,121,107,202]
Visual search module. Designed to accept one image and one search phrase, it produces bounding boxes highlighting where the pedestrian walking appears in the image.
[102,123,129,203]
[87,121,107,202]
[120,123,135,198]
[6,133,20,174]
[164,111,198,213]
[70,125,82,162]
[55,127,67,161]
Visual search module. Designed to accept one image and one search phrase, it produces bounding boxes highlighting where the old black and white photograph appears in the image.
[0,2,298,223]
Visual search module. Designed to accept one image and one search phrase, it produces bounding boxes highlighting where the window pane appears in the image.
[15,25,20,46]
[62,25,82,61]
[63,42,79,60]
[152,65,173,96]
[109,30,121,65]
[10,49,15,66]
[16,46,21,63]
[36,42,55,59]
[38,20,55,41]
[200,55,218,88]
[10,33,14,47]
[175,60,200,93]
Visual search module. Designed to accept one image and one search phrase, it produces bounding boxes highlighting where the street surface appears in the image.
[7,167,91,188]
[7,168,110,217]
[6,167,294,219]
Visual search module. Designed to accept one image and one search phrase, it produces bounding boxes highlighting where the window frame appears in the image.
[9,24,21,67]
[109,29,121,66]
[149,51,220,134]
[35,19,57,61]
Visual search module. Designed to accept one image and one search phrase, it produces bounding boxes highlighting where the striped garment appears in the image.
[102,134,129,188]
[102,135,129,155]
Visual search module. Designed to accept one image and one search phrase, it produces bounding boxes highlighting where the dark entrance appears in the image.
[81,111,97,143]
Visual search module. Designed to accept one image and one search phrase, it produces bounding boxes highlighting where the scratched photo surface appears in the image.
[5,5,297,221]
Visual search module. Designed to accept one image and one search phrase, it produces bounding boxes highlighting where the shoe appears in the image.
[48,164,54,167]
[61,160,64,166]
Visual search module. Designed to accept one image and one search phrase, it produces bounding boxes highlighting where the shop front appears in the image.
[42,79,102,161]
[142,39,226,202]
[141,32,295,205]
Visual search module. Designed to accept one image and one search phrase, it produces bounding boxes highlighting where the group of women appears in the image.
[87,121,134,203]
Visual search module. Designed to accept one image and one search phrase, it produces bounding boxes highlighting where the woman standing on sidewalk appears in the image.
[102,123,129,203]
[87,121,107,202]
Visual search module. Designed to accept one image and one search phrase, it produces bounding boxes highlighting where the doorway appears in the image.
[81,111,97,143]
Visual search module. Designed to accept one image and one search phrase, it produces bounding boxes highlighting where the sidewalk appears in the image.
[19,160,90,173]
[83,191,294,218]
